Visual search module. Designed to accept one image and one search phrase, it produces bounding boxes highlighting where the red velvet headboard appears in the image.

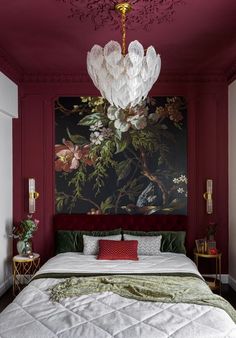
[54,214,187,231]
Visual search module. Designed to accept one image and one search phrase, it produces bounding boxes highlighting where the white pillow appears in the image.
[83,234,122,255]
[123,234,162,255]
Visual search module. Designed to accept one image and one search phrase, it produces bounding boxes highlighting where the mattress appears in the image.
[0,252,236,338]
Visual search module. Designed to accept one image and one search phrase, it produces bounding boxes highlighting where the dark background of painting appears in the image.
[55,96,187,215]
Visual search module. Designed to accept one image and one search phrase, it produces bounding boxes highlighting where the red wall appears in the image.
[13,78,229,271]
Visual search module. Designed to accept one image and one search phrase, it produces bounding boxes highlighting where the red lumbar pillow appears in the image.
[97,240,139,260]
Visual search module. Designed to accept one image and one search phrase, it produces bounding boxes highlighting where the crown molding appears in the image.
[22,71,227,84]
[22,72,90,83]
[0,48,23,84]
[226,62,236,84]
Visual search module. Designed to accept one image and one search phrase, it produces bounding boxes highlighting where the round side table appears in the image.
[13,253,40,296]
[194,251,222,294]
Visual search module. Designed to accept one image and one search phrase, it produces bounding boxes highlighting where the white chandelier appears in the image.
[87,2,161,109]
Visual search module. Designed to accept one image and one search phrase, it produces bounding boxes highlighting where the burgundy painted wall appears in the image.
[13,78,229,272]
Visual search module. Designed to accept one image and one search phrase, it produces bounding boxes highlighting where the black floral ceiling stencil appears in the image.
[57,0,185,30]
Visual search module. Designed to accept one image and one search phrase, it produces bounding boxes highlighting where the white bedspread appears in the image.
[0,253,236,338]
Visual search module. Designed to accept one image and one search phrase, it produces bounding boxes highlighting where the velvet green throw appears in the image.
[49,275,236,323]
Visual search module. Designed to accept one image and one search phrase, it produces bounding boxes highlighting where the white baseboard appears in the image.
[203,274,229,284]
[0,276,12,297]
[229,275,236,291]
[220,274,229,284]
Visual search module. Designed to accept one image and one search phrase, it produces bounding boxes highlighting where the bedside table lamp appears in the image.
[28,178,39,214]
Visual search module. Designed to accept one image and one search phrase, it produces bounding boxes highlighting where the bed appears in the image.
[0,214,236,338]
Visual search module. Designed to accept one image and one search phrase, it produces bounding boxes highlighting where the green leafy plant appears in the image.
[12,216,39,242]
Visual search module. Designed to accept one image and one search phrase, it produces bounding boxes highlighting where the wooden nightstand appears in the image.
[13,254,40,296]
[194,251,222,294]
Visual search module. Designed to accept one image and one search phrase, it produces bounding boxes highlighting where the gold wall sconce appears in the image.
[203,179,213,214]
[28,178,39,214]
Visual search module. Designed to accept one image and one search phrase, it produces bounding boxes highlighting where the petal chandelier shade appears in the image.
[87,2,161,109]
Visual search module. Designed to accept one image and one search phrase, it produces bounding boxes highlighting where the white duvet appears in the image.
[0,252,236,338]
[34,252,203,277]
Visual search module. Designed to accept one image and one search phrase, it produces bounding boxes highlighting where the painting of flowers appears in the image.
[55,96,187,215]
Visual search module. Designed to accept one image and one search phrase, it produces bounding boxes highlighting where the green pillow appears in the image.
[55,229,122,254]
[122,230,186,254]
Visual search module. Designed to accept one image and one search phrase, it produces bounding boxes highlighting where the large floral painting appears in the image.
[55,96,187,215]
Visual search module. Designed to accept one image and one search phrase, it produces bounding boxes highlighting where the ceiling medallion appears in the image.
[87,2,161,109]
[58,0,185,31]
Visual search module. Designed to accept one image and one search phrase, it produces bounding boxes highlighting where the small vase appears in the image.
[17,240,26,255]
[17,240,32,256]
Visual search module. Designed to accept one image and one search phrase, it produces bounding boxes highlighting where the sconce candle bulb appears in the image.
[28,178,39,214]
[203,179,213,214]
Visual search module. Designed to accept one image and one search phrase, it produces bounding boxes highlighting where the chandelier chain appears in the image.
[115,3,132,55]
[121,11,126,55]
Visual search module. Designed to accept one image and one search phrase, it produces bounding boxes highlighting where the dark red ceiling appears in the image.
[0,0,235,77]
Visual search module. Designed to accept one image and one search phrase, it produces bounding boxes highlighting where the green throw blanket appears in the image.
[49,274,236,324]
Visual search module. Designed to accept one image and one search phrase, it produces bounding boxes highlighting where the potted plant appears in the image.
[12,216,39,255]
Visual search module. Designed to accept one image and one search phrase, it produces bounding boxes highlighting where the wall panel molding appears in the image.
[14,81,229,268]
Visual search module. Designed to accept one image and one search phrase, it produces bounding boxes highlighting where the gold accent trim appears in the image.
[203,192,212,200]
[194,250,222,294]
[115,3,132,14]
[29,191,40,199]
[194,251,222,258]
[34,191,40,199]
[13,254,40,296]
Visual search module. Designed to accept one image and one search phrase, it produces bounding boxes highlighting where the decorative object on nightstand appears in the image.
[194,250,222,294]
[207,240,217,254]
[13,254,40,296]
[11,216,39,256]
[207,221,217,241]
[195,236,217,255]
[195,238,206,254]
